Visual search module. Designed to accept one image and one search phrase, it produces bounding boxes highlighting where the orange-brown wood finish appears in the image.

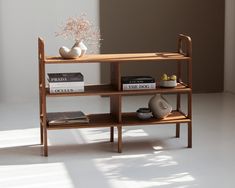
[177,34,193,147]
[38,34,192,156]
[110,63,122,152]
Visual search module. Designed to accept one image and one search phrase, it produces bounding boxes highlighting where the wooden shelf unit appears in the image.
[38,34,192,156]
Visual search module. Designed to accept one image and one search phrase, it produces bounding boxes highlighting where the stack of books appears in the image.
[47,111,89,125]
[47,72,84,93]
[121,76,156,90]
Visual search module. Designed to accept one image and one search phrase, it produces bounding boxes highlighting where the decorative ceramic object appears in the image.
[160,73,177,88]
[59,46,81,59]
[148,94,172,119]
[160,80,177,87]
[77,41,88,56]
[136,108,153,120]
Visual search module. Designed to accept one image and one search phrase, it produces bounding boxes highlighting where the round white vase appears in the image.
[148,94,172,119]
[59,46,81,59]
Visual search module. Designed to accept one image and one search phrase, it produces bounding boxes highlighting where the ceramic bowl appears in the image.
[136,108,153,120]
[159,80,177,87]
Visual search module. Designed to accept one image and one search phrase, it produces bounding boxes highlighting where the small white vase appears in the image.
[59,46,81,59]
[77,41,88,56]
[148,94,172,119]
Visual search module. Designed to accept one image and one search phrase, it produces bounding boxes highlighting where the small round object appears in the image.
[160,80,177,87]
[161,73,168,81]
[170,75,177,81]
[136,108,153,120]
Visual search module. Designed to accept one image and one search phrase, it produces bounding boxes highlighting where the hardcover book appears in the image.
[121,76,155,84]
[122,83,156,90]
[49,87,84,93]
[47,111,89,125]
[47,72,84,82]
[48,81,84,88]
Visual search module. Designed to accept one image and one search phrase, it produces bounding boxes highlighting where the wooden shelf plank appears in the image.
[121,83,191,95]
[122,111,191,126]
[46,83,191,97]
[47,113,118,130]
[46,84,117,97]
[47,111,190,130]
[45,52,191,64]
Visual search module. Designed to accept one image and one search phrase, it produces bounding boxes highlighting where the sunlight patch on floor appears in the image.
[0,128,39,148]
[123,129,148,137]
[0,163,74,188]
[93,153,194,188]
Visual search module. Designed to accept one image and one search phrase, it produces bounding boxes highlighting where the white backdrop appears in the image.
[0,0,100,102]
[0,0,235,103]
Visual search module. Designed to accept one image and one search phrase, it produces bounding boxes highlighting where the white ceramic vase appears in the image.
[77,41,88,56]
[59,41,88,59]
[148,94,172,119]
[59,46,81,59]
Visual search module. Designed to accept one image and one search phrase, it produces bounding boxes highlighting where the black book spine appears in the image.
[121,76,155,84]
[122,80,155,84]
[48,73,84,82]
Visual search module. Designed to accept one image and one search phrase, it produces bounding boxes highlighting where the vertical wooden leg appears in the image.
[40,122,43,145]
[117,126,122,153]
[110,126,114,142]
[176,123,180,138]
[43,127,48,156]
[188,122,192,148]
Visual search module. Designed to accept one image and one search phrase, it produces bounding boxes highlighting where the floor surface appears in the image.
[0,93,235,188]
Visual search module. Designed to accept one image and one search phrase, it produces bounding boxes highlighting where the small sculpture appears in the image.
[59,46,82,59]
[77,41,88,56]
[148,94,172,119]
[59,40,88,59]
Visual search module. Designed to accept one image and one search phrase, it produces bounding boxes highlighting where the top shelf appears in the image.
[44,52,191,64]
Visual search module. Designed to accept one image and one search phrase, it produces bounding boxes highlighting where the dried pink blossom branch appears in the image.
[56,14,101,52]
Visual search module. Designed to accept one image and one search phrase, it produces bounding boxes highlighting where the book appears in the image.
[122,83,156,90]
[49,86,84,93]
[47,111,89,125]
[48,81,84,88]
[47,72,84,82]
[121,76,155,84]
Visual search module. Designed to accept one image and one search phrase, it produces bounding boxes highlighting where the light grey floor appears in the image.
[0,93,235,188]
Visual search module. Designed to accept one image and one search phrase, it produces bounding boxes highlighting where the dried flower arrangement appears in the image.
[56,14,101,58]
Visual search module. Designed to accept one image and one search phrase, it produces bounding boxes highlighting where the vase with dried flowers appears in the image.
[56,14,101,59]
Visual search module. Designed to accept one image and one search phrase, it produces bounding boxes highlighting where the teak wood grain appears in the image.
[38,34,192,156]
[45,53,191,64]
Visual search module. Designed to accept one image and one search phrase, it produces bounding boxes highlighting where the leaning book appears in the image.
[47,111,89,125]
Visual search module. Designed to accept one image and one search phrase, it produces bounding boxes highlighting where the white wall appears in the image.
[225,0,235,93]
[0,0,100,102]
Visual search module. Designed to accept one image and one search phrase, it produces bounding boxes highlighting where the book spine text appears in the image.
[122,83,156,90]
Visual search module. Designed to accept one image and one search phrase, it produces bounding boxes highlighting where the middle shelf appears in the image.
[46,82,191,97]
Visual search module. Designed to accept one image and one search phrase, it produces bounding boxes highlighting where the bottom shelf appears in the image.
[46,111,190,130]
[47,113,117,130]
[122,111,191,126]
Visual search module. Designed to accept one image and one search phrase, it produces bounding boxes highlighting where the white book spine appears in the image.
[49,81,84,88]
[49,87,84,93]
[122,83,156,90]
